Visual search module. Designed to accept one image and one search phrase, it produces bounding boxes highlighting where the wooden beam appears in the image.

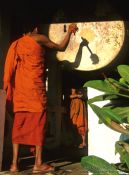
[0,90,6,171]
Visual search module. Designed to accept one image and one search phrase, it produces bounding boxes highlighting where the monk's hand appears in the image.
[68,23,78,35]
[78,94,83,98]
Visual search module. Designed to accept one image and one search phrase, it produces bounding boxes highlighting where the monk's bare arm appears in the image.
[70,94,83,99]
[36,23,78,51]
[38,32,71,51]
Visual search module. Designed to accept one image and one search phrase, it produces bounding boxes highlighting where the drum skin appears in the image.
[49,21,125,71]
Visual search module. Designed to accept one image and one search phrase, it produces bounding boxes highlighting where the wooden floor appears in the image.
[0,146,88,175]
[0,161,88,175]
[0,146,128,175]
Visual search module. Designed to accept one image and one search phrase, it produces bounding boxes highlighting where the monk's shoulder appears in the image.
[9,39,19,49]
[35,34,48,41]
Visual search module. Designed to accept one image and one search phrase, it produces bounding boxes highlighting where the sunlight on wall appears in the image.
[87,87,121,163]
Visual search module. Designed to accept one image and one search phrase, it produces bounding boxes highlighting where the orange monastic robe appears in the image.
[4,35,47,112]
[70,97,88,135]
[3,35,47,146]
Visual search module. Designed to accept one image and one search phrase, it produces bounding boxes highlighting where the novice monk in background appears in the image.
[3,23,78,173]
[70,88,88,148]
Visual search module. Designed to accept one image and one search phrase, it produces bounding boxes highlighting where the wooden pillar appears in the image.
[47,56,64,147]
[0,90,6,171]
[55,106,66,145]
[0,14,11,89]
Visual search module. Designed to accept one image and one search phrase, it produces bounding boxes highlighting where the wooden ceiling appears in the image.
[1,0,129,22]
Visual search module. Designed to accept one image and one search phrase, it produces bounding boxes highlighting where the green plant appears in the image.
[81,155,119,175]
[81,65,129,174]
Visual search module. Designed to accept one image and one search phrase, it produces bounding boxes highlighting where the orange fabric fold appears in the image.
[12,111,47,146]
[70,98,88,135]
[3,40,18,83]
[3,35,47,112]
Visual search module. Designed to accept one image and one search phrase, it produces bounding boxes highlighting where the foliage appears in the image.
[81,155,119,175]
[81,65,129,174]
[115,141,129,169]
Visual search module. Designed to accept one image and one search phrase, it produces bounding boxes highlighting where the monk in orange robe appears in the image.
[70,88,88,148]
[3,24,78,173]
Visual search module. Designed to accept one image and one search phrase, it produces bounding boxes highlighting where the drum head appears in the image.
[49,21,125,71]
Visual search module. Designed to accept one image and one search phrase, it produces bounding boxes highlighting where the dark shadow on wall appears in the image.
[60,37,99,71]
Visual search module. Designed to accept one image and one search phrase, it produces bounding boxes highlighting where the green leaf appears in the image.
[117,65,129,84]
[107,78,129,91]
[89,103,112,126]
[81,155,119,175]
[115,141,126,157]
[104,106,129,124]
[89,104,129,134]
[102,108,124,124]
[115,141,129,168]
[84,80,119,93]
[88,94,118,104]
[119,78,129,88]
[127,116,129,123]
[113,109,129,124]
[124,153,129,169]
[84,79,129,99]
[98,118,103,124]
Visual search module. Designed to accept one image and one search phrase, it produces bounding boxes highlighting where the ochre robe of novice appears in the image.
[3,35,47,146]
[3,35,47,112]
[70,97,88,135]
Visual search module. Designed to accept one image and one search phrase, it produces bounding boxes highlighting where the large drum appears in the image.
[49,21,125,71]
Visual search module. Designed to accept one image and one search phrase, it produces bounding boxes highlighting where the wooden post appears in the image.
[55,106,66,146]
[0,90,6,171]
[46,106,66,147]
